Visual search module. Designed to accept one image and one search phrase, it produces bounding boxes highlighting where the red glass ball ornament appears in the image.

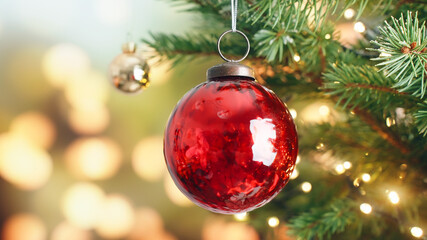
[164,62,298,214]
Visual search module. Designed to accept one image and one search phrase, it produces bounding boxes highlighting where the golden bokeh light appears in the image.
[64,70,109,110]
[202,218,259,240]
[318,105,330,117]
[0,134,52,190]
[360,203,372,214]
[300,103,335,124]
[1,213,47,240]
[65,137,122,180]
[361,173,371,182]
[95,194,135,239]
[10,111,56,149]
[344,8,355,19]
[42,43,90,87]
[343,161,352,170]
[301,182,312,193]
[68,105,110,135]
[164,174,193,207]
[132,136,166,182]
[129,207,165,240]
[267,217,280,228]
[388,191,400,204]
[354,22,366,33]
[62,182,105,229]
[335,164,345,175]
[51,222,92,240]
[411,226,424,238]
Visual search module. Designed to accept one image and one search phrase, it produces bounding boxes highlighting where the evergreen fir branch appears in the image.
[298,24,340,72]
[352,107,411,154]
[253,29,296,62]
[143,32,219,65]
[297,121,392,157]
[415,100,427,136]
[247,0,314,31]
[288,198,359,240]
[370,11,427,98]
[323,64,413,112]
[246,0,392,32]
[166,0,262,36]
[323,64,415,153]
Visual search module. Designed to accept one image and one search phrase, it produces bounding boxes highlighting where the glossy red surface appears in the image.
[164,76,298,214]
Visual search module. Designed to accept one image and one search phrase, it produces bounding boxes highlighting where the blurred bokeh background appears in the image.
[0,1,265,239]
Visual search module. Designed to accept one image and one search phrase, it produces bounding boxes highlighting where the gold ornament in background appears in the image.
[108,42,150,94]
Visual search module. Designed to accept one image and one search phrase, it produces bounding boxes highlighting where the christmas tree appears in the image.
[144,0,427,239]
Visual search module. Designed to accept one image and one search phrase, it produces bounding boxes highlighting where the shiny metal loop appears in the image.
[217,30,250,63]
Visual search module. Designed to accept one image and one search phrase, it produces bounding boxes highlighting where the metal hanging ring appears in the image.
[217,30,250,63]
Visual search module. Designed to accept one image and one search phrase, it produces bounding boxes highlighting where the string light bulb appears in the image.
[411,227,423,238]
[343,161,352,170]
[388,191,400,204]
[267,217,280,228]
[354,22,366,33]
[301,182,312,193]
[293,54,301,62]
[361,173,371,182]
[344,8,355,19]
[335,164,345,175]
[360,203,372,214]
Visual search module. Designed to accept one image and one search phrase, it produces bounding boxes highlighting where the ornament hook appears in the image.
[217,30,250,63]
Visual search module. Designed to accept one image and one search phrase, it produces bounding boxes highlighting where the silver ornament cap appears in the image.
[207,62,255,81]
[122,42,137,54]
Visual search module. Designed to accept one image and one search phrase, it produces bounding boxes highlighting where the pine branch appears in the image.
[246,0,394,32]
[253,29,297,62]
[288,199,360,240]
[298,24,339,73]
[298,121,396,157]
[322,64,418,153]
[415,100,427,136]
[143,32,222,65]
[248,0,315,31]
[352,107,411,154]
[323,64,416,112]
[370,12,427,98]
